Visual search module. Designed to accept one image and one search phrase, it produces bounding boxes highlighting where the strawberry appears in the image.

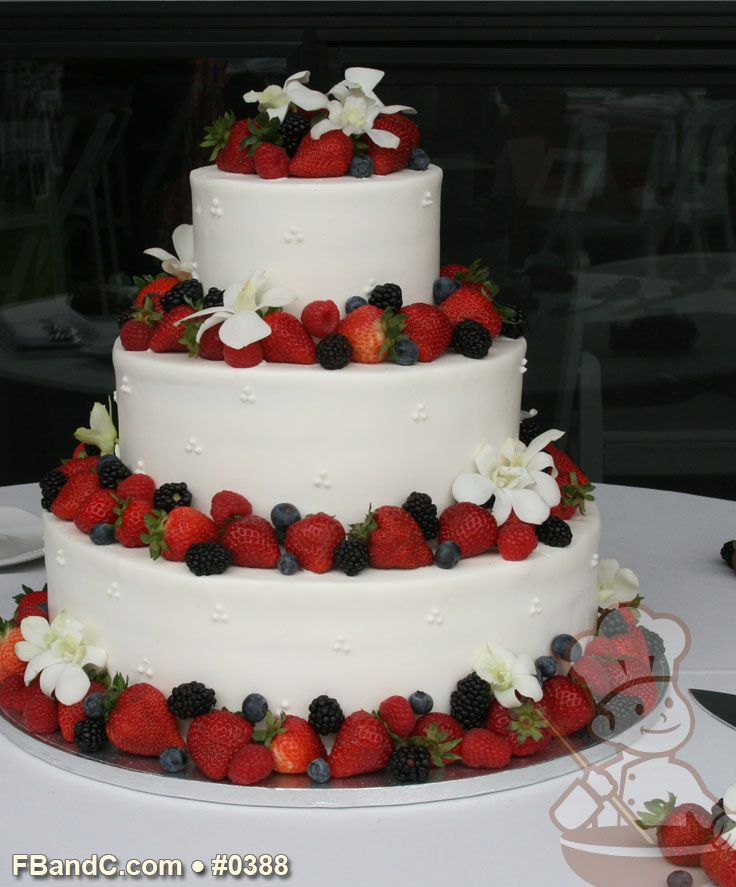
[201,113,255,174]
[120,319,154,351]
[258,714,326,775]
[222,515,281,569]
[703,835,736,885]
[401,303,453,362]
[613,627,649,663]
[328,710,393,778]
[438,502,498,558]
[289,130,354,178]
[73,489,118,534]
[540,675,595,736]
[211,490,253,528]
[637,793,714,868]
[116,473,155,504]
[619,605,639,628]
[497,521,537,561]
[619,657,657,715]
[0,622,25,681]
[23,692,59,734]
[227,742,273,786]
[106,679,184,757]
[254,142,290,179]
[440,264,469,280]
[366,114,420,175]
[486,701,552,757]
[0,673,30,712]
[284,513,344,574]
[134,275,178,310]
[143,506,218,562]
[12,586,48,625]
[440,287,503,338]
[260,313,316,365]
[568,656,611,701]
[410,713,464,766]
[149,305,191,353]
[187,709,253,780]
[459,728,512,769]
[59,453,100,478]
[114,498,153,548]
[377,695,415,739]
[352,506,433,570]
[301,300,340,338]
[337,304,406,364]
[198,324,225,361]
[546,444,590,486]
[549,449,595,514]
[51,471,101,521]
[57,681,106,743]
[549,500,577,520]
[223,342,263,367]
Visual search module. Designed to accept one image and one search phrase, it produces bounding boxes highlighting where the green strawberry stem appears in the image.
[200,111,237,161]
[252,710,287,747]
[636,792,677,829]
[562,473,596,513]
[408,723,461,768]
[102,672,129,717]
[141,511,171,561]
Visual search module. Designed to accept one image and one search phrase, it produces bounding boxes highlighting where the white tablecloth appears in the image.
[1,482,734,886]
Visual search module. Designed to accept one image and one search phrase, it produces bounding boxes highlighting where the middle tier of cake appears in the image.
[114,337,527,525]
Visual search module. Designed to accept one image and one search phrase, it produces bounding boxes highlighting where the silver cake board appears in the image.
[0,705,660,809]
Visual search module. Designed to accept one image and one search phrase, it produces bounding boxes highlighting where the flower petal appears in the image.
[284,70,310,86]
[258,286,296,310]
[265,105,290,124]
[344,67,385,96]
[598,559,620,589]
[310,117,341,140]
[171,224,193,264]
[54,665,90,705]
[724,783,736,818]
[366,128,400,149]
[24,650,64,683]
[613,567,640,599]
[474,444,498,477]
[507,489,551,524]
[495,686,521,709]
[451,473,495,506]
[530,470,562,507]
[20,616,50,648]
[524,428,565,460]
[39,661,67,696]
[80,645,108,670]
[143,247,177,264]
[194,313,226,344]
[286,81,329,112]
[514,674,543,703]
[490,489,513,524]
[380,103,417,115]
[218,311,272,349]
[485,643,517,670]
[177,306,226,326]
[14,641,43,662]
[243,89,261,103]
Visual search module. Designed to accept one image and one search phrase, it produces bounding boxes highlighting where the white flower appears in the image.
[15,612,107,705]
[182,269,296,350]
[452,429,564,525]
[721,784,736,849]
[474,643,543,709]
[143,224,194,280]
[74,400,117,456]
[597,559,640,609]
[310,67,415,146]
[243,71,328,124]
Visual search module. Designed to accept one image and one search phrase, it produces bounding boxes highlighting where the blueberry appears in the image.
[345,295,367,314]
[408,148,431,171]
[83,692,105,719]
[435,540,461,569]
[394,338,420,366]
[349,155,374,178]
[270,502,301,529]
[535,656,558,679]
[307,757,331,784]
[278,552,300,576]
[159,747,188,773]
[432,276,460,305]
[551,633,583,663]
[90,523,116,545]
[409,691,433,715]
[667,872,694,887]
[242,693,269,724]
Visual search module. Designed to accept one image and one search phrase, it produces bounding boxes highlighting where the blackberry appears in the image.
[721,540,735,566]
[202,287,224,309]
[308,695,345,735]
[334,538,369,577]
[118,306,133,329]
[161,279,203,313]
[368,283,403,313]
[651,654,670,701]
[153,482,192,512]
[279,111,310,157]
[598,609,629,638]
[388,745,431,784]
[316,333,352,370]
[185,542,233,576]
[519,415,544,445]
[450,672,493,729]
[98,455,131,489]
[167,681,216,719]
[591,693,642,740]
[641,626,666,659]
[452,319,492,359]
[501,306,529,339]
[40,469,66,511]
[74,717,107,753]
[402,492,439,540]
[535,516,572,548]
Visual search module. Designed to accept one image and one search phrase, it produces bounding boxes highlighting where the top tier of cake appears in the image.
[190,164,442,307]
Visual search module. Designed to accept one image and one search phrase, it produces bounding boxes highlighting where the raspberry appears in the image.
[223,342,263,368]
[210,491,253,527]
[116,473,156,503]
[378,695,415,739]
[301,300,340,338]
[254,143,290,179]
[497,521,537,561]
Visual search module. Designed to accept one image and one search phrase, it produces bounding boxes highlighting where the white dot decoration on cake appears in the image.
[134,459,146,473]
[209,197,223,218]
[313,470,332,489]
[211,603,229,623]
[427,607,444,626]
[421,191,433,208]
[332,635,351,654]
[239,386,256,405]
[119,375,132,396]
[55,548,66,567]
[184,436,203,456]
[137,657,154,679]
[520,358,528,375]
[528,597,543,617]
[284,226,303,244]
[105,581,121,600]
[411,403,429,422]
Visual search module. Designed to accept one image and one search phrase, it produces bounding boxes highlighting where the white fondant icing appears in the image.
[427,607,443,626]
[137,657,154,679]
[120,375,132,396]
[55,548,65,567]
[313,471,332,490]
[528,597,543,617]
[284,227,303,245]
[106,581,120,600]
[209,197,223,218]
[239,386,256,404]
[411,403,429,422]
[421,191,433,208]
[184,437,203,456]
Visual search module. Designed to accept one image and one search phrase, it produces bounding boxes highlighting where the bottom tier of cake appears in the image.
[43,507,601,716]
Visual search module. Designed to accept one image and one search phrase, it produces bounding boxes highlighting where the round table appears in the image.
[1,482,734,886]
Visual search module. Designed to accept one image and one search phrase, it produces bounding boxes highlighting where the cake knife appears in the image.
[689,689,736,730]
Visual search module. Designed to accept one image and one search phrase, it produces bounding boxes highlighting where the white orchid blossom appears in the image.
[452,429,564,525]
[597,558,640,609]
[74,400,118,456]
[143,224,194,280]
[721,783,736,849]
[181,270,296,350]
[15,612,107,706]
[474,643,543,709]
[243,71,328,124]
[310,67,416,146]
